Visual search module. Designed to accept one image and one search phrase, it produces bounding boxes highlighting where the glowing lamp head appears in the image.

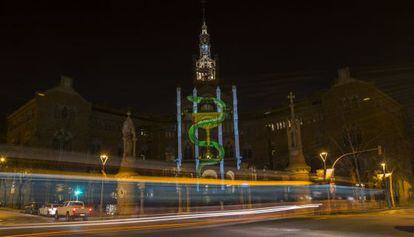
[100,154,109,166]
[319,152,328,161]
[0,156,6,163]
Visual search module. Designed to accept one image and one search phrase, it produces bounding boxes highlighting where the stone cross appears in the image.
[287,91,296,120]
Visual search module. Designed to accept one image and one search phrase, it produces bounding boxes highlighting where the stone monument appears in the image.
[116,112,140,215]
[286,92,311,177]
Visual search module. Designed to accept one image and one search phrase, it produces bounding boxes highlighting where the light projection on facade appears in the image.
[187,95,226,176]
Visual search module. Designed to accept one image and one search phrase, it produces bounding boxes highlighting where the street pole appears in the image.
[0,156,6,206]
[100,164,104,216]
[99,154,109,218]
[381,162,391,208]
[319,152,328,182]
[389,173,395,207]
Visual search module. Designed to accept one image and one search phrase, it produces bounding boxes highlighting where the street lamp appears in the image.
[379,162,395,208]
[381,162,386,173]
[99,154,109,217]
[0,156,6,206]
[380,162,388,207]
[319,152,328,182]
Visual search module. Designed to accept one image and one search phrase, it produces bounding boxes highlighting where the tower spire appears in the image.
[195,0,216,84]
[199,0,210,57]
[201,0,206,25]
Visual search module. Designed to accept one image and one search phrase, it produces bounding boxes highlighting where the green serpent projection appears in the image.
[187,95,226,177]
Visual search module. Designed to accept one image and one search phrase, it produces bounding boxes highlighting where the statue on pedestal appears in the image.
[117,112,140,215]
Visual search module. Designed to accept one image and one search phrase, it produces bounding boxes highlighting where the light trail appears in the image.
[0,203,321,231]
[0,171,313,186]
[4,213,312,237]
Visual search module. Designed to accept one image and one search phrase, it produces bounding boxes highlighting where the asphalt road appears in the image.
[2,208,414,237]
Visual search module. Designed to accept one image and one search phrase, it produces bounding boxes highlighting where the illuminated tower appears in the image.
[176,10,242,177]
[194,18,217,86]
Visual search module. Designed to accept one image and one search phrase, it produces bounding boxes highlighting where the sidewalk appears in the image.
[0,208,53,225]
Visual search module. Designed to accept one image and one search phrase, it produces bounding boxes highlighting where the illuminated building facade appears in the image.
[176,17,241,179]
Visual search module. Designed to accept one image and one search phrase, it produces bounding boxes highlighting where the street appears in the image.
[1,207,413,237]
[0,208,52,226]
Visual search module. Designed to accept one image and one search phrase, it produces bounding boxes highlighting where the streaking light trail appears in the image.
[0,203,321,231]
[0,171,314,186]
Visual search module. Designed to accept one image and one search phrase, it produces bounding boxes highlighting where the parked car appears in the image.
[55,201,92,221]
[23,202,42,215]
[39,203,61,216]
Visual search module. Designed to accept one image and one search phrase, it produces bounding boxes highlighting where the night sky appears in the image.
[1,1,414,116]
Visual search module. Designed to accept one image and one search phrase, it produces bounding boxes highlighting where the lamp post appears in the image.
[380,162,389,207]
[99,154,109,217]
[380,162,394,208]
[0,156,6,206]
[319,152,328,182]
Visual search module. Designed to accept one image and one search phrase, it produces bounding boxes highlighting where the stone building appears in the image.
[257,67,413,201]
[7,76,175,161]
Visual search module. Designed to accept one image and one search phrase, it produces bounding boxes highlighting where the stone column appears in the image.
[286,92,310,178]
[232,86,242,170]
[217,86,225,191]
[176,88,183,171]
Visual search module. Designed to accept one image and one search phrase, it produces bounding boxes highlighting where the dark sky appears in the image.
[1,1,414,116]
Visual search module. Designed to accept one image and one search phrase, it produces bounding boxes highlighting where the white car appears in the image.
[55,201,92,221]
[39,204,61,216]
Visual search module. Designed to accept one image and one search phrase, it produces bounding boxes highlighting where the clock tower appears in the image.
[194,19,217,86]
